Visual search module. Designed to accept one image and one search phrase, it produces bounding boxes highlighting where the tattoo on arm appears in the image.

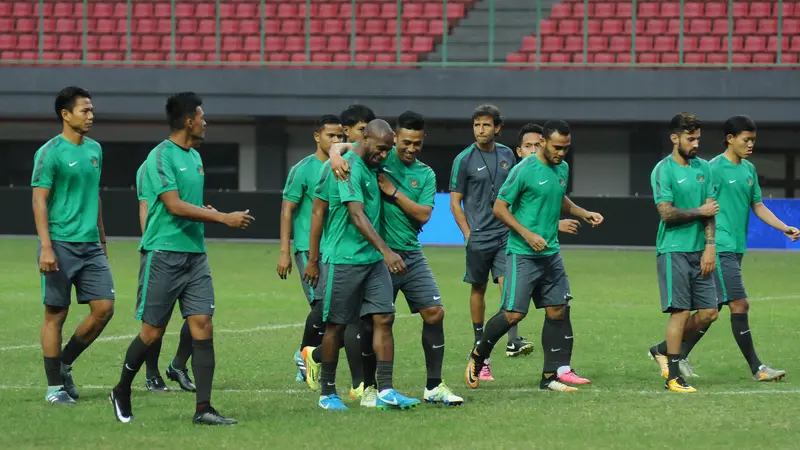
[704,216,716,245]
[656,202,703,225]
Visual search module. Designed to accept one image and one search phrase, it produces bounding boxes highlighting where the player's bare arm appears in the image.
[277,199,298,279]
[304,197,327,287]
[138,200,148,235]
[159,190,254,229]
[752,202,800,241]
[32,187,58,273]
[345,200,407,274]
[561,196,603,227]
[701,200,717,276]
[97,197,108,255]
[328,143,355,181]
[449,191,471,242]
[377,173,433,225]
[656,200,718,224]
[493,198,547,252]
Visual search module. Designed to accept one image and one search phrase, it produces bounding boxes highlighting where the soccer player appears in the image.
[449,104,534,382]
[32,86,115,405]
[109,92,254,424]
[277,115,343,382]
[135,162,196,393]
[465,120,603,392]
[647,113,720,394]
[677,115,798,381]
[304,119,420,411]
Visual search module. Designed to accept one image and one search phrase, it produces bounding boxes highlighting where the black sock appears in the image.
[472,321,484,347]
[344,323,364,388]
[731,313,762,374]
[144,338,163,378]
[376,360,393,391]
[680,325,710,359]
[542,316,567,374]
[61,335,90,366]
[360,323,377,388]
[563,306,574,367]
[301,301,325,349]
[320,360,337,396]
[422,321,444,389]
[507,323,519,344]
[475,311,513,359]
[44,356,62,386]
[655,341,668,355]
[171,321,192,371]
[667,353,681,379]
[116,336,151,391]
[192,338,215,407]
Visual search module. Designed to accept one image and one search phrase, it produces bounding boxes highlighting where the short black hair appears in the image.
[542,120,571,139]
[472,104,503,127]
[315,114,341,131]
[55,86,91,120]
[166,92,203,131]
[723,115,756,138]
[397,110,424,131]
[340,104,376,127]
[670,112,701,135]
[518,123,543,146]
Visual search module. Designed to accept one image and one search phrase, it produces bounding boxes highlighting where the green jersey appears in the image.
[312,161,335,256]
[325,151,383,265]
[651,155,716,254]
[497,155,569,256]
[380,149,437,251]
[710,154,762,253]
[139,140,206,253]
[30,135,103,243]
[283,153,325,252]
[136,162,148,201]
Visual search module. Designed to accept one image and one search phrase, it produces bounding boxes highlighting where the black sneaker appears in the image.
[146,376,170,392]
[505,336,535,357]
[166,364,196,392]
[193,407,237,425]
[61,364,79,400]
[110,388,134,423]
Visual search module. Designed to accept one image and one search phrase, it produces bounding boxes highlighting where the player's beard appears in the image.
[678,148,697,160]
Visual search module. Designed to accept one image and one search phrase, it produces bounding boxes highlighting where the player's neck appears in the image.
[60,127,84,146]
[670,149,690,166]
[723,148,742,164]
[353,139,367,161]
[314,148,329,162]
[475,141,495,152]
[535,151,552,166]
[168,132,194,151]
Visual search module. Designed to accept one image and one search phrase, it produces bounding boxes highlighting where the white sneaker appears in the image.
[423,381,464,406]
[679,359,700,378]
[360,385,377,407]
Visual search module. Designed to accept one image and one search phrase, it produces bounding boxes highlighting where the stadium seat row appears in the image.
[554,1,800,18]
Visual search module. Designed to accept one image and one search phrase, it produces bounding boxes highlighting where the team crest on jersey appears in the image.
[696,174,705,183]
[198,165,204,176]
[747,178,753,186]
[500,160,509,169]
[559,178,566,187]
[410,178,419,188]
[90,157,98,168]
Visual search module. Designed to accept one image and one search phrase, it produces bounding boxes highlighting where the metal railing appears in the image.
[0,0,797,68]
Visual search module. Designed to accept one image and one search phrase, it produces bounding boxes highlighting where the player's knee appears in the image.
[139,325,165,345]
[470,283,487,295]
[91,300,114,322]
[545,305,566,321]
[421,306,444,325]
[187,315,213,339]
[729,299,749,314]
[698,308,719,325]
[372,313,395,328]
[43,306,68,326]
[504,311,525,325]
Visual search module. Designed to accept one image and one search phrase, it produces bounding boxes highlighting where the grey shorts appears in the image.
[391,250,442,314]
[713,252,748,304]
[500,252,568,314]
[135,250,215,328]
[656,251,718,313]
[464,234,507,285]
[294,251,328,305]
[322,261,395,325]
[38,241,115,307]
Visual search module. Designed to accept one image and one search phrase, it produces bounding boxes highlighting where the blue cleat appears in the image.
[376,389,421,410]
[318,394,348,410]
[294,349,307,382]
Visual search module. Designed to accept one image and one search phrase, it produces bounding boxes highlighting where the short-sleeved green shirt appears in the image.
[312,161,335,256]
[136,161,148,201]
[651,156,716,254]
[324,151,383,265]
[497,156,569,256]
[710,154,762,254]
[139,140,206,253]
[283,153,325,253]
[380,149,437,251]
[30,135,103,243]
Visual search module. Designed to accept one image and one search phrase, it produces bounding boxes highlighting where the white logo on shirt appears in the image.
[69,161,78,167]
[180,168,188,171]
[677,178,687,183]
[539,180,549,185]
[365,182,371,187]
[383,168,393,173]
[477,166,487,171]
[729,180,737,184]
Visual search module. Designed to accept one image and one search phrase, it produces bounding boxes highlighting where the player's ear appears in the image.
[313,131,321,144]
[670,133,679,146]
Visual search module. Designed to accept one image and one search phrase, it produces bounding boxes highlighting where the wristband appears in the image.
[391,188,398,198]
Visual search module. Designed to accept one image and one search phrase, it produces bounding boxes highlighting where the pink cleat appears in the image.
[557,370,591,385]
[479,360,495,381]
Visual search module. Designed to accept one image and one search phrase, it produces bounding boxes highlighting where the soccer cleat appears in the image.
[679,359,700,378]
[505,336,535,357]
[360,385,377,408]
[464,351,484,389]
[557,370,591,385]
[648,347,669,379]
[423,382,464,406]
[61,364,79,400]
[294,349,307,383]
[193,407,238,425]
[665,376,697,393]
[349,382,364,400]
[45,387,76,405]
[376,389,421,410]
[318,394,348,410]
[110,389,133,423]
[479,359,495,381]
[540,378,579,392]
[145,376,170,392]
[166,364,196,392]
[301,346,321,391]
[753,365,786,382]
